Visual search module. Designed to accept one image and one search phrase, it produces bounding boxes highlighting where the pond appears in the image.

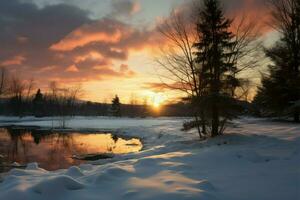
[0,127,142,172]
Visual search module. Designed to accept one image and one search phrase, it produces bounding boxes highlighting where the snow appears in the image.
[0,116,299,200]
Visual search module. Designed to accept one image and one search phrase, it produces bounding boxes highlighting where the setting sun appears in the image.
[145,91,166,109]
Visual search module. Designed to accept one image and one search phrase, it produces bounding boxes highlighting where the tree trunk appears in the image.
[211,104,219,137]
[201,111,207,135]
[294,111,299,122]
[195,116,202,139]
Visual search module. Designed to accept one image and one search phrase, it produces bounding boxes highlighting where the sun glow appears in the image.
[146,92,166,109]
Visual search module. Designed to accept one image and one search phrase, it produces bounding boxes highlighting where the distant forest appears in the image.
[0,88,194,117]
[0,88,252,118]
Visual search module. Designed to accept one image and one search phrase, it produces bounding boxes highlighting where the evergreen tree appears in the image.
[194,0,241,137]
[111,95,121,117]
[33,89,44,117]
[254,0,300,122]
[254,41,300,121]
[33,89,43,102]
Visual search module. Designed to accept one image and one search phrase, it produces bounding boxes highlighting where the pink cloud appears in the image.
[1,55,26,66]
[50,20,122,51]
[65,65,80,72]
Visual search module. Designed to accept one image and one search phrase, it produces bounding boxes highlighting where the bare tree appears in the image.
[156,2,261,138]
[48,82,83,128]
[268,0,300,73]
[8,76,27,116]
[229,12,263,98]
[25,78,35,100]
[129,93,138,117]
[67,84,83,116]
[49,81,59,100]
[9,76,26,99]
[156,8,206,138]
[0,67,8,96]
[141,96,149,118]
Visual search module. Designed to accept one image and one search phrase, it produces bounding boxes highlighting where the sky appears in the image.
[0,0,274,105]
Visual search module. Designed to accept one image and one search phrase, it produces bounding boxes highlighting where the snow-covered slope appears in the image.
[0,117,299,200]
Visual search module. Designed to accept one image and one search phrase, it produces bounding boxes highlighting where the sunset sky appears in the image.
[0,0,275,104]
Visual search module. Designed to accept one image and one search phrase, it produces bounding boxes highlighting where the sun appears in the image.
[148,92,165,109]
[152,99,161,108]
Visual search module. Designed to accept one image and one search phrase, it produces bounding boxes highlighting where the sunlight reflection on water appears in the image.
[0,127,142,171]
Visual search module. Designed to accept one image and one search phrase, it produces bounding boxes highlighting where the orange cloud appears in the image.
[50,24,122,51]
[92,64,135,78]
[74,51,104,63]
[120,64,129,72]
[50,18,163,56]
[228,0,272,36]
[38,65,57,73]
[1,55,26,66]
[119,64,135,76]
[66,65,80,72]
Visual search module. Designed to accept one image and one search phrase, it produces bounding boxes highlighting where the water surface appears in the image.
[0,127,142,172]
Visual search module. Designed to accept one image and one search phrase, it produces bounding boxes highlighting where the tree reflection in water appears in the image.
[0,127,142,171]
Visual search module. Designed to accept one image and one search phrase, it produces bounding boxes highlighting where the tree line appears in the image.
[0,73,192,117]
[0,74,83,117]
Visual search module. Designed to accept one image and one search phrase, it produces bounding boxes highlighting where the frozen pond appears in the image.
[0,127,142,172]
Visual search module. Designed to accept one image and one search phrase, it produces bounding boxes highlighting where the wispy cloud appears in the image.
[0,0,273,100]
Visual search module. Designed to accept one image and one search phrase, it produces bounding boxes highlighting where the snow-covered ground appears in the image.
[0,116,299,200]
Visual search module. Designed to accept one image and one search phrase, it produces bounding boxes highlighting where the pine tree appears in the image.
[194,0,240,137]
[33,89,44,117]
[111,95,121,117]
[33,89,43,102]
[254,0,300,122]
[254,41,300,121]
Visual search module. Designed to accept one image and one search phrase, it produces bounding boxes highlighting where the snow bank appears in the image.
[0,117,299,200]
